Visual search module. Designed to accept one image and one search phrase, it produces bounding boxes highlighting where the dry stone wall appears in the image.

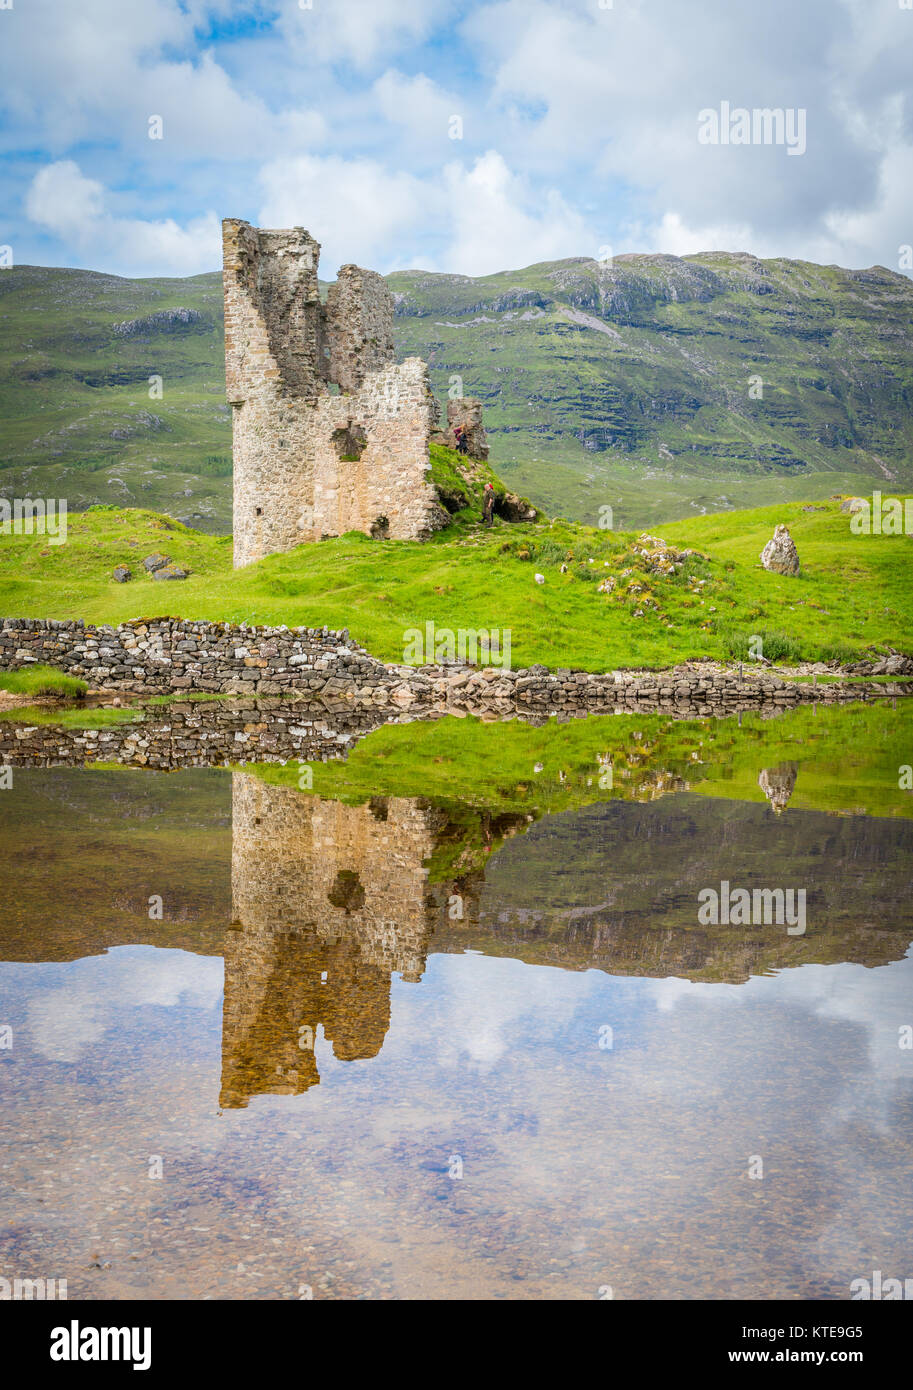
[0,698,394,769]
[0,618,903,715]
[0,616,387,696]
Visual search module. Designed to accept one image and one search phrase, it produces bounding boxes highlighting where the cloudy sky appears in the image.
[1,0,911,279]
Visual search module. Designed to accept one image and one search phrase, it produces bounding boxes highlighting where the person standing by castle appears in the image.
[483,483,495,527]
[454,423,468,454]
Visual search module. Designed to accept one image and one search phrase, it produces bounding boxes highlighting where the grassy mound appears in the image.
[0,664,88,698]
[0,494,910,670]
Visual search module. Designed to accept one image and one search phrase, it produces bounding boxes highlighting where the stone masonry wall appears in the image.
[224,219,446,566]
[322,264,396,392]
[221,775,443,1104]
[0,616,387,696]
[446,397,489,460]
[0,617,902,714]
[232,774,437,980]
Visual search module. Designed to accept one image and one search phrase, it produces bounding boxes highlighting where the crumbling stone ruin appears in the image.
[437,397,489,460]
[224,219,453,567]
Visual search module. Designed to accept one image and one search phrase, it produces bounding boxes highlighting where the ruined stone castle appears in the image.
[224,219,488,568]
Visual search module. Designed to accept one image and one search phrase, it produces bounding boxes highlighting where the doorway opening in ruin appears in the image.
[370,515,390,540]
[331,422,367,463]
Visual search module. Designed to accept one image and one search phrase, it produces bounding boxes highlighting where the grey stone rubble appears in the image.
[1,617,909,718]
[398,661,908,716]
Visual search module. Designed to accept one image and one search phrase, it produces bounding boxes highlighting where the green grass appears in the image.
[428,441,498,517]
[0,664,87,697]
[0,494,910,670]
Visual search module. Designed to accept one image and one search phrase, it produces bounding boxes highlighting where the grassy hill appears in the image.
[392,253,913,526]
[1,253,911,533]
[1,493,910,670]
[0,265,230,529]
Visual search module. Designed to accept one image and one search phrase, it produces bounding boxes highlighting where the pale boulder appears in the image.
[760,524,800,576]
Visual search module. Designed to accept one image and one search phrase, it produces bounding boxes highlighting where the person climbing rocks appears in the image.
[483,482,495,526]
[454,423,469,455]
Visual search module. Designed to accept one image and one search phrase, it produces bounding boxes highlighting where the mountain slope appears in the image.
[0,265,230,528]
[389,252,913,524]
[1,252,911,531]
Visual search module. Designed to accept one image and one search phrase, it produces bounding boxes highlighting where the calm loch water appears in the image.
[1,701,912,1300]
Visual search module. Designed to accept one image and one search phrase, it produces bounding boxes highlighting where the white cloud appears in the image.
[0,1,324,162]
[648,951,913,1129]
[277,0,448,71]
[4,0,913,275]
[257,154,430,272]
[463,0,913,270]
[26,161,222,276]
[372,70,464,149]
[442,151,596,274]
[26,948,223,1062]
[822,141,913,272]
[258,148,596,276]
[424,954,598,1072]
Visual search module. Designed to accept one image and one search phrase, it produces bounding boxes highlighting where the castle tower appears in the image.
[223,219,447,567]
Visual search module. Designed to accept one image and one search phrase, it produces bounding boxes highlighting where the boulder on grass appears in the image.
[112,565,132,583]
[760,525,800,576]
[143,553,170,573]
[152,564,190,581]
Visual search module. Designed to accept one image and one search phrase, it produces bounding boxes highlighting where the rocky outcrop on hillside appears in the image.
[113,307,207,336]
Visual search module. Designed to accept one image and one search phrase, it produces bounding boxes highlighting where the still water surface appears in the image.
[1,702,911,1300]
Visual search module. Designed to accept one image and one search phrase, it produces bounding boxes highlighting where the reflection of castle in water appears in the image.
[222,769,913,1105]
[223,774,446,1107]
